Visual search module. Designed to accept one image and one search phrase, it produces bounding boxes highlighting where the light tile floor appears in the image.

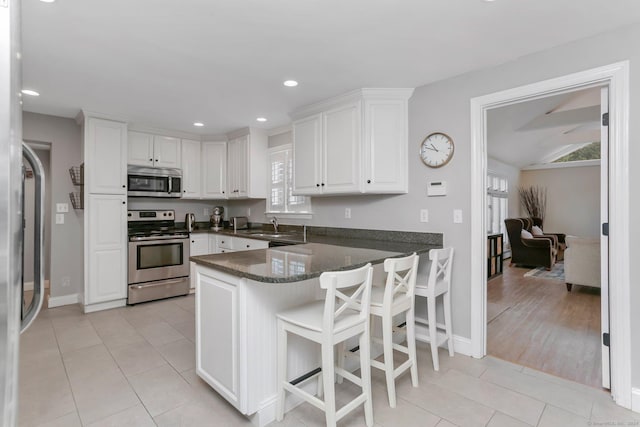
[19,294,640,427]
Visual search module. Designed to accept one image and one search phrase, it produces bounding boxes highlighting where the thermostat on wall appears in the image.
[427,181,447,197]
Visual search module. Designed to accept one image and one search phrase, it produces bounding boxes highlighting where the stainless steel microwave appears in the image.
[127,165,182,198]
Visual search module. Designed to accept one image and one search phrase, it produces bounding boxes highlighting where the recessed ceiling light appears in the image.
[40,0,56,3]
[193,122,204,127]
[21,89,40,96]
[256,117,267,122]
[283,80,298,87]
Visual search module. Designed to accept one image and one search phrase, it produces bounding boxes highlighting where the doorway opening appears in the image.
[23,141,52,309]
[469,62,632,409]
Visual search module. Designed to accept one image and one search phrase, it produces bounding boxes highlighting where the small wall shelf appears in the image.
[69,164,84,209]
[488,233,503,279]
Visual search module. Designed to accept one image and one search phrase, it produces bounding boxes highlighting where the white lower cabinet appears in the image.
[190,234,209,256]
[196,269,241,410]
[86,194,127,307]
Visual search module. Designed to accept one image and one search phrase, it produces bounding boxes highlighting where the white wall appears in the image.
[22,112,82,299]
[520,165,600,237]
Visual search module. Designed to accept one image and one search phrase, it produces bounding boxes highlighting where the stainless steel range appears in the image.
[127,210,190,304]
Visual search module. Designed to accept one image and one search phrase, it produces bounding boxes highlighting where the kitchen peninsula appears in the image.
[190,228,441,426]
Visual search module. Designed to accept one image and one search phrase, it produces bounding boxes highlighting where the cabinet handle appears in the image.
[155,159,158,162]
[221,241,225,244]
[122,201,126,205]
[122,184,126,188]
[222,191,225,194]
[316,184,320,187]
[183,190,186,193]
[192,240,195,243]
[149,158,153,161]
[367,179,371,184]
[321,183,325,186]
[246,244,250,248]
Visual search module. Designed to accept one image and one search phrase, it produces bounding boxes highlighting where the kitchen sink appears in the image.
[247,232,298,239]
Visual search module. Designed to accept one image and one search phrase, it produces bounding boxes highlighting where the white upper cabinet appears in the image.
[202,141,227,199]
[362,98,409,193]
[127,131,181,168]
[85,117,127,195]
[291,88,413,196]
[226,129,267,199]
[181,139,202,198]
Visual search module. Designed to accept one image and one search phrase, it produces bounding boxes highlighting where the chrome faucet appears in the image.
[270,216,279,233]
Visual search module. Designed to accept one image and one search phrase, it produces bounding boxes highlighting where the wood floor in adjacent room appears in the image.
[487,260,603,389]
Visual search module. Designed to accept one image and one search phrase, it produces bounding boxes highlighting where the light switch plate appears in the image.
[420,209,429,223]
[453,209,463,223]
[55,213,65,225]
[56,203,69,213]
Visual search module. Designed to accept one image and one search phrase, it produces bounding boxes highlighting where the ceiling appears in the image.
[20,0,640,135]
[487,87,601,168]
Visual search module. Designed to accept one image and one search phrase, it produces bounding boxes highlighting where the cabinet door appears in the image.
[181,139,202,198]
[292,114,323,195]
[323,102,361,194]
[190,234,210,256]
[86,118,127,195]
[153,135,181,168]
[202,141,227,199]
[363,100,407,193]
[87,194,127,304]
[227,138,244,199]
[128,131,154,167]
[196,271,241,410]
[233,136,248,198]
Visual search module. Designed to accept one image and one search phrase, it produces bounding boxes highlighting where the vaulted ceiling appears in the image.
[487,87,601,168]
[20,0,640,135]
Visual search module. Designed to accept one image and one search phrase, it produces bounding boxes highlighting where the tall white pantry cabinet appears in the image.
[81,114,128,313]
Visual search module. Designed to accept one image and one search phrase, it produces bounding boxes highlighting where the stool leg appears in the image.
[321,342,337,427]
[427,296,440,371]
[336,341,345,384]
[359,326,374,427]
[406,308,419,387]
[443,292,454,357]
[276,321,287,421]
[382,313,396,408]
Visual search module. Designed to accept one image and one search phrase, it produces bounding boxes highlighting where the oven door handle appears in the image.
[129,235,189,242]
[129,278,187,290]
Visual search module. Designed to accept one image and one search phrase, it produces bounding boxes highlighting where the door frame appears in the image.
[469,61,631,408]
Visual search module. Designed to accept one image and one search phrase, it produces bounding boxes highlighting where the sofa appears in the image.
[564,236,601,291]
[504,218,557,270]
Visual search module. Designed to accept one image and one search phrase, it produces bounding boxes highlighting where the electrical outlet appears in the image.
[345,208,351,219]
[453,209,463,223]
[56,203,69,213]
[55,213,64,224]
[61,276,71,287]
[420,209,429,223]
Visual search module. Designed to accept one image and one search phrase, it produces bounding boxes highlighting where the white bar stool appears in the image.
[364,253,420,408]
[414,247,455,371]
[276,263,374,427]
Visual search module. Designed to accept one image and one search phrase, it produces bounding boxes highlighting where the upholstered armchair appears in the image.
[564,236,601,291]
[504,218,557,270]
[531,217,567,260]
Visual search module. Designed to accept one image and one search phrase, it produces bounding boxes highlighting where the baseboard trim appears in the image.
[631,388,640,413]
[83,299,127,313]
[47,293,80,308]
[414,323,472,357]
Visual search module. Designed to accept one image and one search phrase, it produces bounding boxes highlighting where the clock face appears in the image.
[420,132,454,168]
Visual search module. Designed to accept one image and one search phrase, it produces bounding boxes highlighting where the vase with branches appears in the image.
[518,186,547,223]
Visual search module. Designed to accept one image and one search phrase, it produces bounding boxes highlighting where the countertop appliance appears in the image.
[127,210,190,304]
[210,206,224,231]
[2,4,47,422]
[127,165,182,198]
[185,213,196,232]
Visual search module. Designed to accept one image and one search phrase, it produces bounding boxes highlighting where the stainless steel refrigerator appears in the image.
[2,1,46,425]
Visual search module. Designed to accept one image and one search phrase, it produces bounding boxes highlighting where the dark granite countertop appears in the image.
[190,242,441,283]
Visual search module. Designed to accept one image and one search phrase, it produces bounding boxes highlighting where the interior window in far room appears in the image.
[267,145,312,215]
[487,172,509,244]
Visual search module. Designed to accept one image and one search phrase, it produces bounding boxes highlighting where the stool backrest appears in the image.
[319,263,373,333]
[382,253,419,308]
[425,248,454,295]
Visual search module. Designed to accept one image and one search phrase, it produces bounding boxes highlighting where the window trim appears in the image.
[265,144,313,216]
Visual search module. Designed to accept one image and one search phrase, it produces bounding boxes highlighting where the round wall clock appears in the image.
[420,132,454,168]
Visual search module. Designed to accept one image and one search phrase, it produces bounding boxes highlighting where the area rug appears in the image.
[523,261,565,281]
